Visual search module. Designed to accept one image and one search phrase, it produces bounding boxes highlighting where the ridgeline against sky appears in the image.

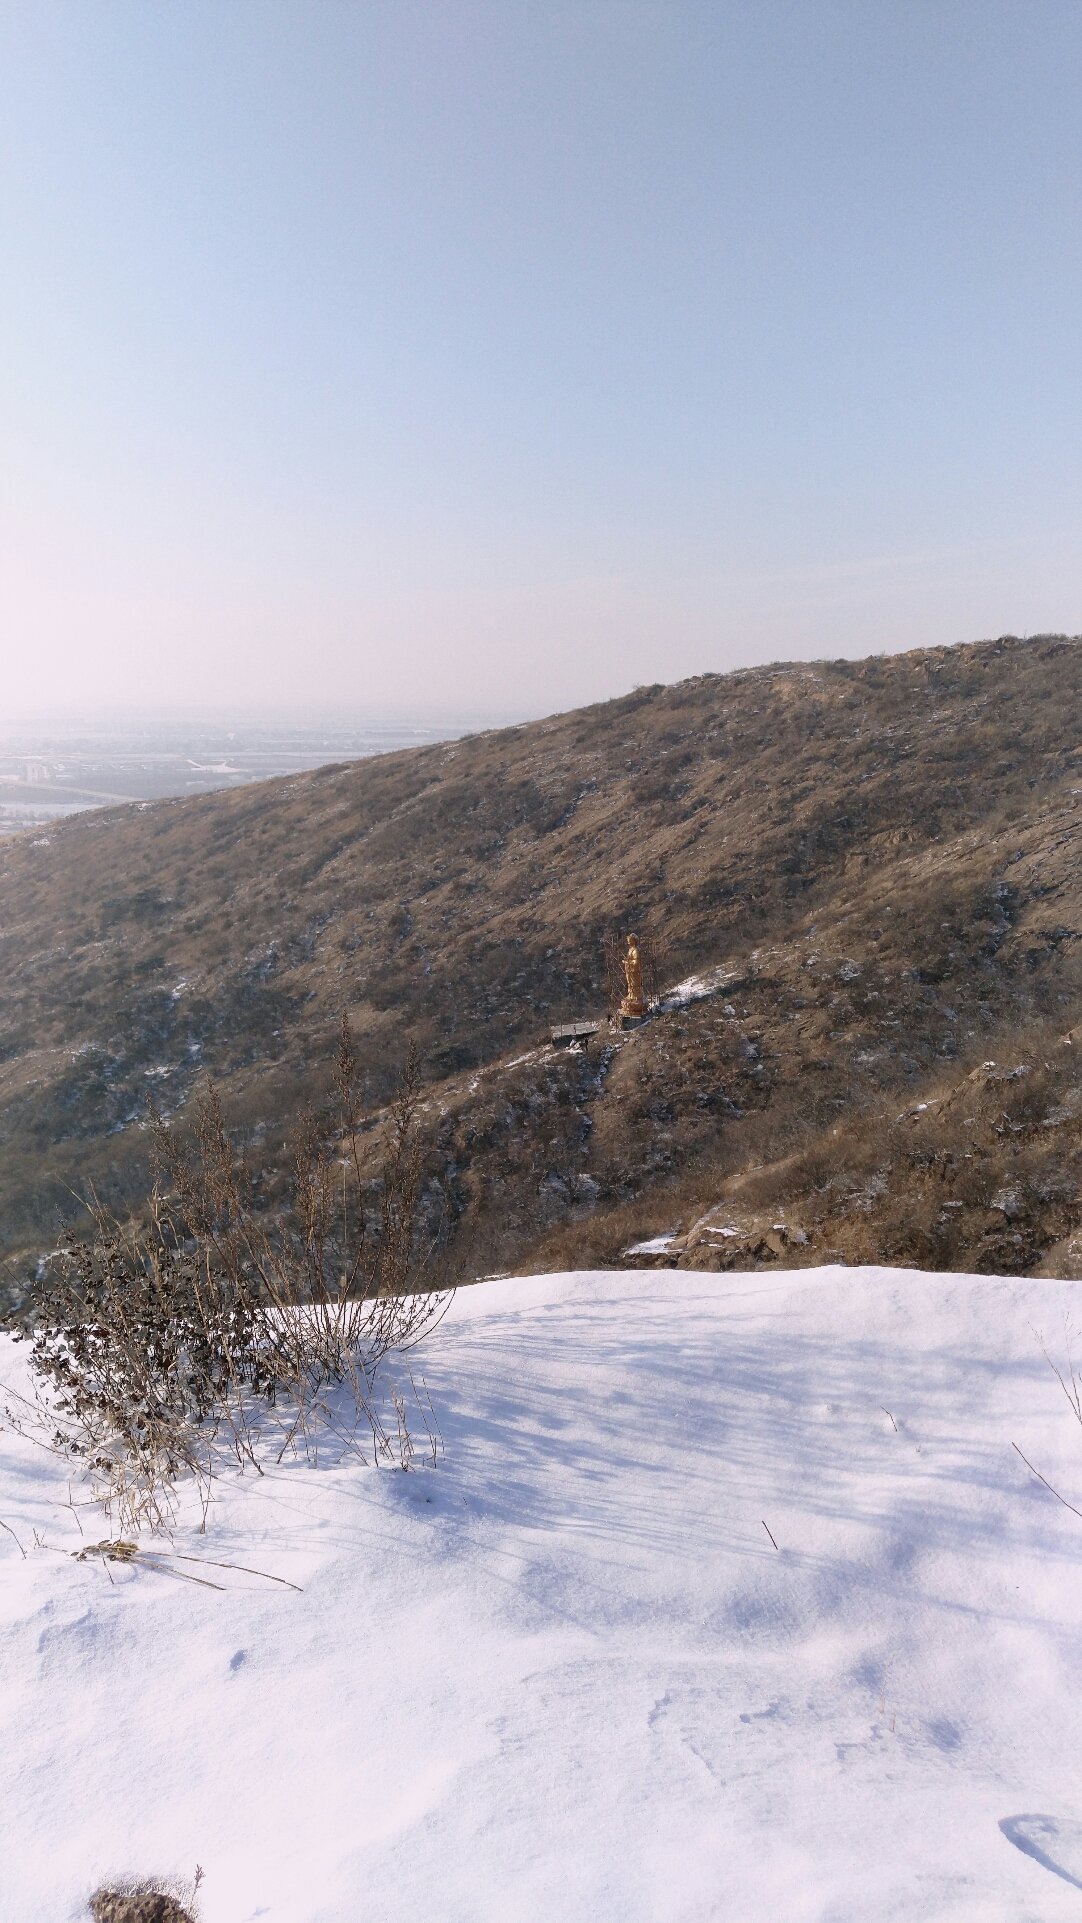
[2,1,1080,717]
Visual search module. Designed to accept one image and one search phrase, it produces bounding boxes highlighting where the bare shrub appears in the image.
[12,1022,451,1528]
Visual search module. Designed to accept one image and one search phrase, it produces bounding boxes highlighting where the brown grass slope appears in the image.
[1,632,1081,1296]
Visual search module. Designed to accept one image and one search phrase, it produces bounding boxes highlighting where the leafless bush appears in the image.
[11,1021,451,1529]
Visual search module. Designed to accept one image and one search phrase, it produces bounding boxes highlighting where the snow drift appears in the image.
[3,1264,1082,1921]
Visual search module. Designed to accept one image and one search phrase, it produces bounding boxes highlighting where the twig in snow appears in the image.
[0,1515,26,1559]
[73,1539,227,1590]
[1012,1442,1082,1523]
[172,1553,303,1593]
[882,1408,898,1431]
[762,1519,779,1551]
[65,1484,85,1535]
[137,1558,225,1591]
[81,1536,302,1593]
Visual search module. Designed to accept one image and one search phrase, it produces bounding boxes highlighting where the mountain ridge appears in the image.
[2,631,1081,1295]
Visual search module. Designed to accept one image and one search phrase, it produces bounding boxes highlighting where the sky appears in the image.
[1,1,1080,720]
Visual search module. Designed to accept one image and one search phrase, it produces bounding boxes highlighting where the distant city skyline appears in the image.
[2,2,1080,717]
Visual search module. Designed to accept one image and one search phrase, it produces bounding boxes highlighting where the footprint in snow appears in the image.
[1000,1814,1082,1890]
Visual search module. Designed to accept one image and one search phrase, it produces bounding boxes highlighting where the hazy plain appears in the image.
[0,713,508,832]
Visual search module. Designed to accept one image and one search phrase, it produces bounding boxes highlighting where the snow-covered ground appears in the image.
[4,1265,1082,1921]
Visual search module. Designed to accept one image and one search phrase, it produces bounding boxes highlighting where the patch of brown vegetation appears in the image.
[89,1886,194,1923]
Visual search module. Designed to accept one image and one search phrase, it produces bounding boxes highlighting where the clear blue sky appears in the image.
[2,1,1080,717]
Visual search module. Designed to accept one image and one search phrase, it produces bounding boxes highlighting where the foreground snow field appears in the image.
[4,1265,1082,1922]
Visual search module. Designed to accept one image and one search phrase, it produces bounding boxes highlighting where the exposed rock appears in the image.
[89,1889,194,1923]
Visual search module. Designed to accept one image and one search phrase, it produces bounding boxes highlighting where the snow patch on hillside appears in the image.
[658,963,740,1011]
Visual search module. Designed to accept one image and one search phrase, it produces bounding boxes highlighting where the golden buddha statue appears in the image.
[620,933,647,1020]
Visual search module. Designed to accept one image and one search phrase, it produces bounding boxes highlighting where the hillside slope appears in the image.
[1,633,1081,1289]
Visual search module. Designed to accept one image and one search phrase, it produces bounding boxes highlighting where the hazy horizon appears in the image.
[0,700,529,730]
[0,708,515,832]
[3,2,1080,717]
[0,627,1073,731]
